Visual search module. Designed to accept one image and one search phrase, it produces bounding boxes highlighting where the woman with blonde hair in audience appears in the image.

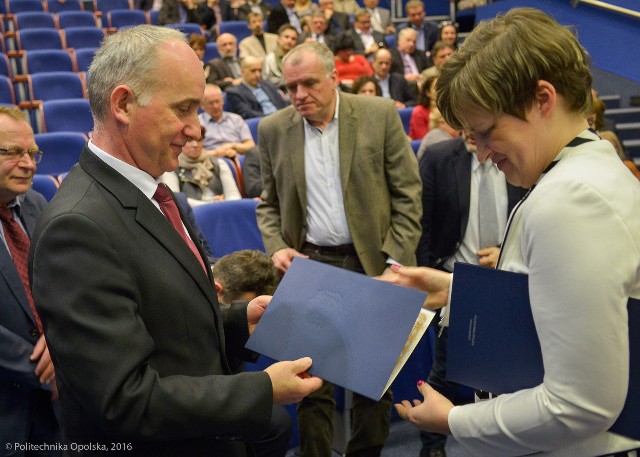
[162,126,242,207]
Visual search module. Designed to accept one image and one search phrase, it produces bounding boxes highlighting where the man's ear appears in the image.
[214,281,223,295]
[534,80,557,119]
[111,85,135,126]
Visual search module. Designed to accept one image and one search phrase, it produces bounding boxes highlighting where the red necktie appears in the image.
[153,184,207,274]
[0,206,43,334]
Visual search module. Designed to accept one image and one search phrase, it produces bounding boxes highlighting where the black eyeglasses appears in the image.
[0,147,44,164]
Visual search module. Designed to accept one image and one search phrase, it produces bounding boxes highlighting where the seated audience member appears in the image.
[208,33,243,90]
[267,0,302,34]
[438,20,459,49]
[333,32,373,89]
[416,107,460,160]
[243,146,263,198]
[163,126,242,206]
[409,74,437,140]
[363,0,395,35]
[352,75,382,96]
[240,12,279,59]
[199,84,256,158]
[195,0,218,40]
[588,94,616,133]
[227,56,289,118]
[0,105,62,456]
[318,0,351,36]
[298,11,336,49]
[349,9,385,61]
[373,48,416,108]
[159,0,199,25]
[189,34,213,81]
[599,130,640,180]
[230,0,271,22]
[421,40,454,82]
[397,0,439,53]
[263,24,299,91]
[294,0,318,28]
[390,27,430,87]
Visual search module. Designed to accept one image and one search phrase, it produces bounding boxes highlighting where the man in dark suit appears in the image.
[397,0,439,54]
[297,11,335,50]
[349,9,385,60]
[29,25,321,457]
[318,0,351,36]
[389,27,430,87]
[207,32,243,91]
[0,106,61,456]
[256,42,422,457]
[267,0,301,34]
[227,56,288,119]
[372,48,416,108]
[415,134,527,457]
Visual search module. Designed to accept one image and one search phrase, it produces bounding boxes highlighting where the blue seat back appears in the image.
[13,11,56,29]
[16,28,64,50]
[46,0,84,13]
[27,71,85,101]
[24,49,76,74]
[31,174,59,202]
[63,26,105,49]
[56,10,97,28]
[40,98,93,134]
[35,131,87,175]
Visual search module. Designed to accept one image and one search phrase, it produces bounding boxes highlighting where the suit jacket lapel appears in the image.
[79,149,217,307]
[454,142,472,240]
[0,243,35,324]
[287,109,308,220]
[338,94,357,191]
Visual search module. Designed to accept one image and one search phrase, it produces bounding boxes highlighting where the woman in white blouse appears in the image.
[388,7,640,457]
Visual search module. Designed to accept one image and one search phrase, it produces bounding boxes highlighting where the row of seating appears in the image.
[1,47,96,77]
[1,0,133,15]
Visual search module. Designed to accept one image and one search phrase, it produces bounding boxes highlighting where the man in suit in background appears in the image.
[372,48,416,108]
[0,106,61,456]
[390,27,430,86]
[298,11,336,50]
[362,0,394,35]
[227,56,289,119]
[349,9,385,61]
[318,0,351,36]
[239,12,279,59]
[29,25,321,456]
[398,0,439,54]
[207,33,243,91]
[267,0,302,34]
[415,134,527,457]
[256,42,422,457]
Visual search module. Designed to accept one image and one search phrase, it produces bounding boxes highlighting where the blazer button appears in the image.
[30,328,38,337]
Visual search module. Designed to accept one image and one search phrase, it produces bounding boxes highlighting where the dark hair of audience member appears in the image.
[351,75,382,96]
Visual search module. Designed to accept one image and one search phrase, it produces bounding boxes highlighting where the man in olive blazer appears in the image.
[257,89,422,276]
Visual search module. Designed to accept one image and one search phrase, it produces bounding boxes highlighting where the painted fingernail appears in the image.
[417,380,425,387]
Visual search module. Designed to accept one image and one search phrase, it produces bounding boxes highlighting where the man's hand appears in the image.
[271,248,309,273]
[247,295,271,333]
[380,264,451,309]
[30,335,55,384]
[394,380,453,435]
[265,357,323,404]
[477,246,500,268]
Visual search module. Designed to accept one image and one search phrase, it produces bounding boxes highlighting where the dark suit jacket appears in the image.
[30,148,272,456]
[349,28,385,56]
[158,0,199,25]
[379,72,416,107]
[230,2,270,21]
[207,58,240,91]
[226,81,288,119]
[389,47,430,75]
[297,31,336,50]
[243,146,262,199]
[398,20,439,53]
[1,189,61,452]
[266,3,292,34]
[416,137,528,269]
[256,92,422,276]
[326,11,351,35]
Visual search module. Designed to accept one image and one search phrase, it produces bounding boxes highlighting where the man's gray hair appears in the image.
[87,25,186,125]
[282,41,335,75]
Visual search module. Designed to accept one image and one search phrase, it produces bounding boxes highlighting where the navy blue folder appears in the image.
[245,257,431,401]
[447,262,639,440]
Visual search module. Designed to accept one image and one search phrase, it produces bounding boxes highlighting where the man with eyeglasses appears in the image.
[0,106,62,455]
